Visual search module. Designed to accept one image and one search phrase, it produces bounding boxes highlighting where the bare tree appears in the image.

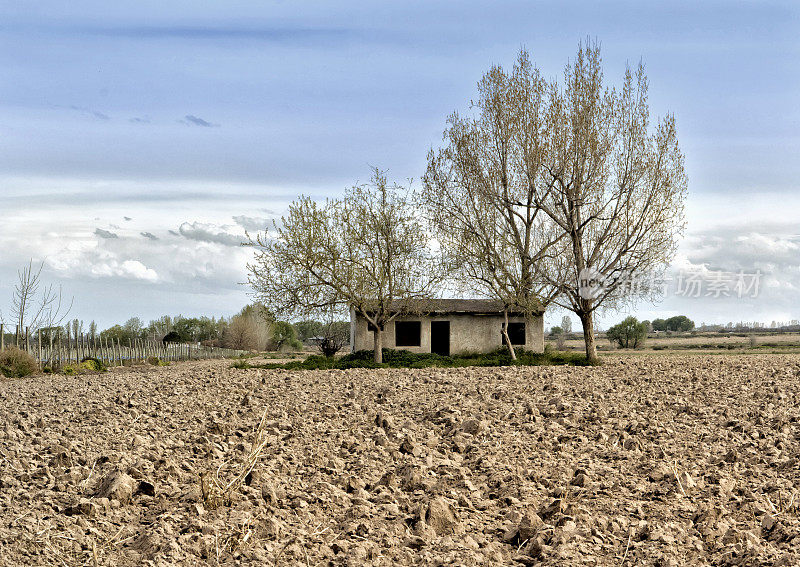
[225,315,258,351]
[247,168,445,363]
[1,260,72,341]
[71,319,83,340]
[421,51,564,359]
[560,315,572,335]
[535,42,687,361]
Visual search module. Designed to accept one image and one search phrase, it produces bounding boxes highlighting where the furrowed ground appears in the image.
[1,355,799,566]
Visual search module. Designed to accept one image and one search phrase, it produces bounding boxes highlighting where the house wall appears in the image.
[351,311,544,354]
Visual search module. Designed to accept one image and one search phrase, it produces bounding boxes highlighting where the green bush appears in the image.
[80,357,106,371]
[606,316,648,349]
[0,347,38,378]
[272,321,300,350]
[232,347,597,371]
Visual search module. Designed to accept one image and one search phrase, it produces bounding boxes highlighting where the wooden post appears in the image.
[38,329,43,368]
[0,323,4,351]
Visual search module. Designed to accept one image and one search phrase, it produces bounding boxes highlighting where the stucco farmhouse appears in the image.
[350,299,544,356]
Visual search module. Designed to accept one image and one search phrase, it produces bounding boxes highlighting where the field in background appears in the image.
[548,332,800,354]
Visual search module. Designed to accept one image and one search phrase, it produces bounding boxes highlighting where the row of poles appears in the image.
[0,323,247,370]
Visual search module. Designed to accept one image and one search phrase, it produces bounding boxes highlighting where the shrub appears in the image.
[231,347,598,371]
[319,321,350,357]
[80,357,106,371]
[606,316,648,349]
[0,347,38,378]
[225,315,259,351]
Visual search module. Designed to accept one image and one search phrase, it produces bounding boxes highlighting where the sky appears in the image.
[0,1,798,330]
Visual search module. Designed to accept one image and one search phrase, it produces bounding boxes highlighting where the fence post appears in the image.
[38,329,43,368]
[0,323,4,351]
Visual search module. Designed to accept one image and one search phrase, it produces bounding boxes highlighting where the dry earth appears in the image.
[1,355,799,566]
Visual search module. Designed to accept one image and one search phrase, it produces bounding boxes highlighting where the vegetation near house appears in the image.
[317,320,350,357]
[607,316,648,349]
[233,346,595,371]
[247,168,445,363]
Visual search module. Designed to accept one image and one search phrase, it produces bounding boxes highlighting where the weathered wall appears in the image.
[351,312,544,354]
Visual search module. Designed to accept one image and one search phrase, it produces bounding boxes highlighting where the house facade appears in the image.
[350,299,544,355]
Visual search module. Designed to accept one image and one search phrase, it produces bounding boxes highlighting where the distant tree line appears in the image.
[650,316,695,332]
[89,306,350,356]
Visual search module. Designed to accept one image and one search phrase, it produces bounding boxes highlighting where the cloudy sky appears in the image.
[1,1,798,330]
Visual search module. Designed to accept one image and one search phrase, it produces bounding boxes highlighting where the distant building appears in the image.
[350,299,544,355]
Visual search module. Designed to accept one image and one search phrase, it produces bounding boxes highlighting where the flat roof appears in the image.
[358,298,542,315]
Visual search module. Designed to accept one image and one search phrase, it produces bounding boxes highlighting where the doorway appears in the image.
[430,321,450,356]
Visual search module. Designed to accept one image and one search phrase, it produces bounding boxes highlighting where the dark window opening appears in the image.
[503,322,526,345]
[395,321,421,347]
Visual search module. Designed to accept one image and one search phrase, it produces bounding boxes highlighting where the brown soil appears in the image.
[1,355,799,565]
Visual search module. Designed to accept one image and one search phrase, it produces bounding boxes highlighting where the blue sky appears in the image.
[1,1,798,329]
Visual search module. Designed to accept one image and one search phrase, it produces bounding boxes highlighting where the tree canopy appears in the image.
[247,168,445,363]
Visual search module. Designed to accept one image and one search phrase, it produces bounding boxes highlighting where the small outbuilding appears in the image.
[350,299,544,356]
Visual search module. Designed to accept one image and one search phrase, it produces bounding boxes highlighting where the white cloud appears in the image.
[232,215,272,232]
[90,259,159,282]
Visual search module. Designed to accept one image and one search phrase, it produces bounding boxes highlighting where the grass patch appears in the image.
[232,347,597,371]
[80,357,107,371]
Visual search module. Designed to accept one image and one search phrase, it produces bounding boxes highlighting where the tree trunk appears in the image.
[502,309,517,361]
[578,310,598,362]
[373,327,383,364]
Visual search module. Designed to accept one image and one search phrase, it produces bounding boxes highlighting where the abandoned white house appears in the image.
[349,299,544,355]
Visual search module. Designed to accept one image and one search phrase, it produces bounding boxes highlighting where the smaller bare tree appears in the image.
[1,260,72,344]
[225,316,258,351]
[248,168,446,363]
[560,315,572,336]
